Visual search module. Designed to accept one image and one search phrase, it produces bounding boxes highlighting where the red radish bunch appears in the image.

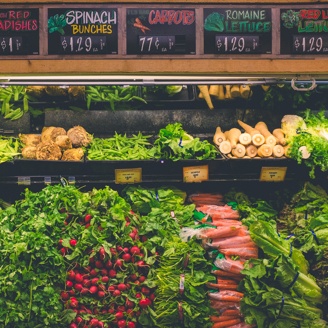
[57,205,157,327]
[60,242,156,328]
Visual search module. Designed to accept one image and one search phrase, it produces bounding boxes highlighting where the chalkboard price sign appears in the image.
[48,8,118,55]
[126,8,196,55]
[0,8,39,56]
[204,8,272,55]
[215,35,260,53]
[281,8,328,55]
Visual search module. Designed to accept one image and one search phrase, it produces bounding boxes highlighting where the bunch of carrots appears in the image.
[186,199,257,328]
[213,120,287,159]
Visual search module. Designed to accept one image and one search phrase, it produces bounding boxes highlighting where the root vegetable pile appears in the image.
[213,120,287,159]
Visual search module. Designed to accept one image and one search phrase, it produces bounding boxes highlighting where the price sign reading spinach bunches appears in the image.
[48,8,118,55]
[0,8,39,55]
[126,8,196,55]
[281,8,328,54]
[204,8,272,54]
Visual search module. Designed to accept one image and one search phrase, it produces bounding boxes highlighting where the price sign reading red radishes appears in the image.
[0,8,39,55]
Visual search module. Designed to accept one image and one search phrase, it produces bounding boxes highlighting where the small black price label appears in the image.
[215,35,260,53]
[138,35,175,54]
[60,35,107,54]
[0,36,23,54]
[292,35,328,54]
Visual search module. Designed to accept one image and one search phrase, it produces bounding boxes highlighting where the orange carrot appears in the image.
[214,263,243,275]
[209,235,253,248]
[210,299,241,311]
[210,315,240,322]
[207,282,239,290]
[221,309,242,317]
[209,291,244,302]
[218,284,239,290]
[219,247,258,259]
[211,269,243,280]
[212,318,242,328]
[199,226,241,239]
[217,278,241,285]
[133,23,150,33]
[210,220,243,227]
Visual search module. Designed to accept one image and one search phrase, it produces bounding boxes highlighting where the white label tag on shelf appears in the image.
[183,165,209,183]
[44,176,51,185]
[18,176,31,186]
[260,167,287,182]
[115,168,142,184]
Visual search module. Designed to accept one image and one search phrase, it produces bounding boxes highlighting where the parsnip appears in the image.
[198,85,214,110]
[225,85,232,99]
[252,134,265,147]
[240,85,251,99]
[237,120,260,136]
[232,143,246,158]
[231,85,241,98]
[246,144,258,158]
[217,85,225,100]
[284,144,291,158]
[213,127,226,146]
[254,121,277,146]
[226,128,241,149]
[239,132,252,146]
[209,85,220,96]
[257,144,273,158]
[219,140,232,155]
[299,145,311,159]
[273,144,285,158]
[273,128,287,145]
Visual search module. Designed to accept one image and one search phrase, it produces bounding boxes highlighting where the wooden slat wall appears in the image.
[1,1,328,76]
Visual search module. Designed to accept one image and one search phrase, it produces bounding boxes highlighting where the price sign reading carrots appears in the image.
[260,167,287,182]
[183,165,209,183]
[115,168,142,184]
[126,8,196,55]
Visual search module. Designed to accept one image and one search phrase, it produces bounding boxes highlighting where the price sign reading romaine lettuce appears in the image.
[48,8,118,55]
[126,8,196,55]
[204,8,272,55]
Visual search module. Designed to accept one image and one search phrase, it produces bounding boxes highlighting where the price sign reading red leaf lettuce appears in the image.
[204,8,272,54]
[47,8,118,55]
[126,8,196,55]
[0,8,39,55]
[281,8,328,54]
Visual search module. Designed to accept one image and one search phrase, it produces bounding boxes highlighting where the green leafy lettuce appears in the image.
[154,123,218,161]
[240,257,326,328]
